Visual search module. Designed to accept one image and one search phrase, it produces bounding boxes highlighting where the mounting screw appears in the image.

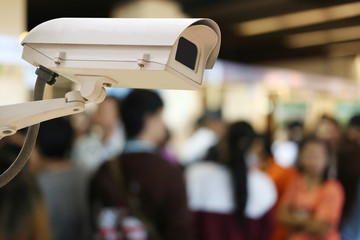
[54,52,65,65]
[1,128,16,136]
[137,54,150,69]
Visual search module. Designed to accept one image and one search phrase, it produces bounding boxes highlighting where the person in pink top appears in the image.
[278,137,344,240]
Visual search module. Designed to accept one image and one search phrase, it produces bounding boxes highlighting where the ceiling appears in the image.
[27,0,360,64]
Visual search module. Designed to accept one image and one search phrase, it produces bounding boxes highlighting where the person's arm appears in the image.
[277,178,302,229]
[302,220,331,236]
[279,204,331,237]
[278,204,305,229]
[308,181,344,237]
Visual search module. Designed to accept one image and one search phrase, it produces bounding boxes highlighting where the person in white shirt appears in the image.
[72,96,125,179]
[180,111,225,166]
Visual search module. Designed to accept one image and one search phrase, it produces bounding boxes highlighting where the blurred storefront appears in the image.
[1,0,360,151]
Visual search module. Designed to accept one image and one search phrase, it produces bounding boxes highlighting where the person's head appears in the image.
[37,117,74,160]
[215,121,256,164]
[287,121,303,143]
[197,110,225,138]
[298,137,331,180]
[93,96,121,131]
[121,90,166,145]
[248,134,272,170]
[347,114,360,145]
[315,115,341,150]
[227,121,256,153]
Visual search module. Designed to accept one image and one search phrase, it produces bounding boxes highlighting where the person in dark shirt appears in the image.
[90,90,193,240]
[337,115,360,240]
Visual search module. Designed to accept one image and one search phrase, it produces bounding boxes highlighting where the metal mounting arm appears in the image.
[0,66,115,187]
[0,74,116,139]
[0,91,86,139]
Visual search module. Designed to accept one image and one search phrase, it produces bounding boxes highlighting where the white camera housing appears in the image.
[21,18,221,90]
[0,18,221,187]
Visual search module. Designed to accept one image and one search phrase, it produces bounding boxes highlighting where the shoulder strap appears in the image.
[109,158,161,240]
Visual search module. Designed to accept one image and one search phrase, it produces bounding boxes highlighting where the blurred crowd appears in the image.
[1,89,360,240]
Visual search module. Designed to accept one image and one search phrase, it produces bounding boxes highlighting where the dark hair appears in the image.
[196,110,222,126]
[337,138,360,219]
[297,136,331,181]
[227,121,256,224]
[256,133,272,158]
[37,117,74,159]
[0,143,43,239]
[349,114,360,128]
[287,121,303,130]
[121,90,163,139]
[319,115,339,127]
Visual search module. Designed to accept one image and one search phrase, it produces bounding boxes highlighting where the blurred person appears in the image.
[347,114,360,145]
[71,111,93,142]
[337,137,360,239]
[314,115,342,178]
[72,96,125,179]
[90,89,193,240]
[36,117,90,240]
[267,125,300,240]
[245,133,278,240]
[278,137,344,240]
[315,116,341,151]
[0,129,44,175]
[0,143,50,240]
[248,133,273,171]
[271,124,299,169]
[267,168,299,240]
[186,121,277,240]
[288,121,304,145]
[180,110,225,166]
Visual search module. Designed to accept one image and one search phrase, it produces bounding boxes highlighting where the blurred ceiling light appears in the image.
[285,26,360,48]
[327,41,360,57]
[235,2,360,36]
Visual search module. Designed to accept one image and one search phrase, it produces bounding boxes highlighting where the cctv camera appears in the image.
[0,18,221,187]
[21,18,221,90]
